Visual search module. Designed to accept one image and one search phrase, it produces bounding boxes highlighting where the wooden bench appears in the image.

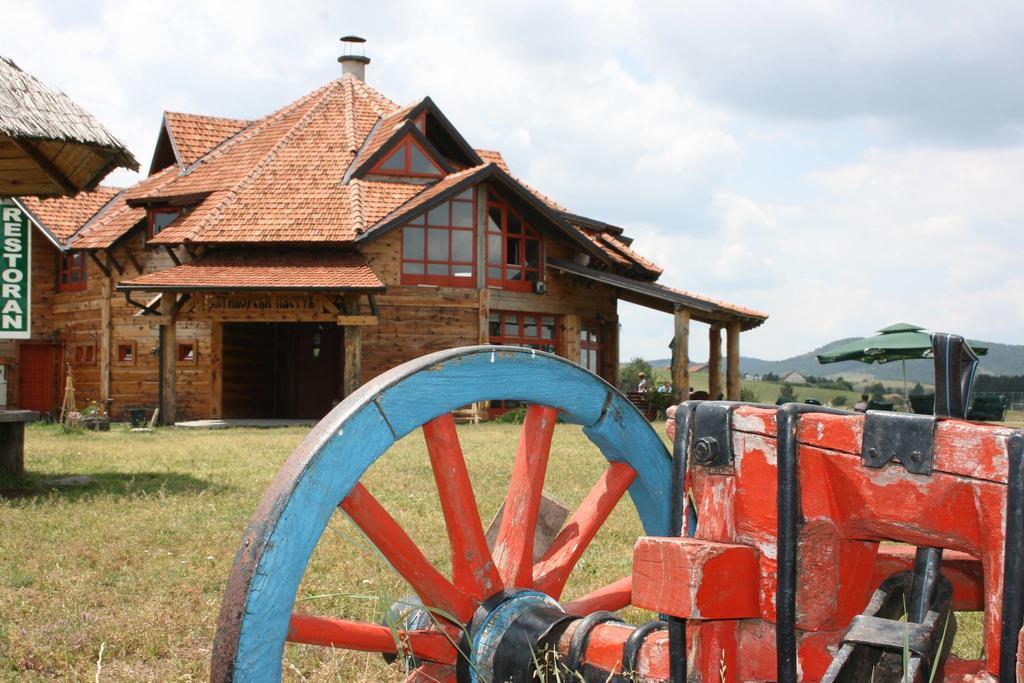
[0,409,40,477]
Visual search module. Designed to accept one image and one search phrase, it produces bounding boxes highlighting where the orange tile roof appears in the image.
[19,186,121,242]
[475,149,510,173]
[164,112,253,167]
[118,251,383,290]
[44,74,674,288]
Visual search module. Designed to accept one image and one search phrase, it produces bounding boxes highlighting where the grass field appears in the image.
[0,418,993,680]
[1,422,654,680]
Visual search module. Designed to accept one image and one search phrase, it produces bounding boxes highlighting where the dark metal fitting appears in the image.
[693,436,719,465]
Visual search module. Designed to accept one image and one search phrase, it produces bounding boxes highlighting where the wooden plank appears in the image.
[335,315,378,326]
[562,575,632,615]
[671,307,690,400]
[708,324,722,400]
[726,320,741,400]
[11,138,76,194]
[160,293,177,425]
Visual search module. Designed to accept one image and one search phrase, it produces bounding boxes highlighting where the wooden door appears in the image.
[286,324,341,419]
[19,343,62,414]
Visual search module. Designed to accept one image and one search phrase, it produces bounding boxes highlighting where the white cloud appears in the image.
[6,0,1023,363]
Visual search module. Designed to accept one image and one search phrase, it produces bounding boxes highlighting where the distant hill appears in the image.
[648,338,1024,385]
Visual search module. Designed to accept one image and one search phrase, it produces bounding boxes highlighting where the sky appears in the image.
[7,1,1024,361]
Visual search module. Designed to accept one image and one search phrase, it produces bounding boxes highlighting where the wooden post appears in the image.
[343,327,362,397]
[478,288,490,344]
[210,321,223,418]
[99,275,112,403]
[342,293,363,397]
[726,320,741,401]
[564,315,581,366]
[708,325,722,400]
[160,292,177,425]
[671,307,690,401]
[607,315,619,388]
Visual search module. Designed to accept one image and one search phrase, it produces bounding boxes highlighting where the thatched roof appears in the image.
[0,56,138,197]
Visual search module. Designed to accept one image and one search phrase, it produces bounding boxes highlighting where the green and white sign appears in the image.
[0,199,30,339]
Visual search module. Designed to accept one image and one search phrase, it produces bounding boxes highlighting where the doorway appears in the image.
[19,343,63,415]
[221,323,342,419]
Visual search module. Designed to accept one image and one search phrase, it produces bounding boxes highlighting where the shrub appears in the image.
[832,395,847,407]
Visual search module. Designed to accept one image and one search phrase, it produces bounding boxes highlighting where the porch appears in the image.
[548,259,768,400]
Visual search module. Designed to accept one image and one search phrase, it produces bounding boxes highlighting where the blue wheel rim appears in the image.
[212,345,672,681]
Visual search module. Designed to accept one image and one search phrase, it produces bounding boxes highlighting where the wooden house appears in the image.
[3,48,766,423]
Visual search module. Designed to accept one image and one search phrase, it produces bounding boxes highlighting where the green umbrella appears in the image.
[816,323,988,405]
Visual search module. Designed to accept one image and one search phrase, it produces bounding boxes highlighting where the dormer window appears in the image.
[371,134,443,178]
[486,192,542,291]
[147,207,180,239]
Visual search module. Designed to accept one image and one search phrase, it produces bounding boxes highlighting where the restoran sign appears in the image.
[0,199,30,339]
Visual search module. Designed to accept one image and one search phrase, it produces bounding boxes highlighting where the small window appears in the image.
[148,208,179,239]
[177,342,196,363]
[74,344,96,365]
[579,320,604,374]
[116,342,136,365]
[370,134,443,177]
[57,251,88,292]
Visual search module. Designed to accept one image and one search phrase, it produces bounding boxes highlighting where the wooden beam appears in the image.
[122,243,143,274]
[164,245,181,266]
[87,250,110,277]
[12,139,76,194]
[726,320,741,401]
[160,293,177,425]
[671,307,691,401]
[335,315,378,326]
[708,325,722,400]
[105,249,124,275]
[607,314,619,388]
[210,321,223,419]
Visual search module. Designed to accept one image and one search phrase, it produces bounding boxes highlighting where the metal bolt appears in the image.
[910,450,923,464]
[868,447,878,459]
[694,437,719,465]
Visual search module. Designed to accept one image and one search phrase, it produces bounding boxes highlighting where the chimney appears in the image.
[338,35,370,81]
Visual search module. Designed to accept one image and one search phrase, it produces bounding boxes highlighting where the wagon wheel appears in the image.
[212,346,672,682]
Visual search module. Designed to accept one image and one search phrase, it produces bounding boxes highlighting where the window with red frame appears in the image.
[401,188,476,286]
[488,311,559,353]
[486,193,542,290]
[57,251,87,292]
[579,320,604,373]
[148,207,179,239]
[371,134,443,177]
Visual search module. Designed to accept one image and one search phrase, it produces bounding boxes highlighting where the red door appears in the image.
[19,344,62,414]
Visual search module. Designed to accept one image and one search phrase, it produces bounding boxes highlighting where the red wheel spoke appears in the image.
[532,461,637,599]
[287,614,457,664]
[492,404,558,588]
[422,413,502,599]
[340,483,475,621]
[405,663,457,682]
[563,575,633,615]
